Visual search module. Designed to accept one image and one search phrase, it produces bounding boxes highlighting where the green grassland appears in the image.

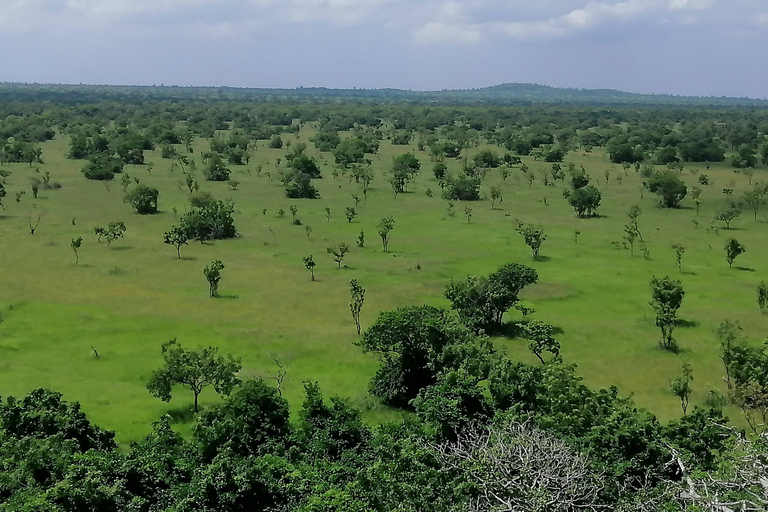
[0,129,766,444]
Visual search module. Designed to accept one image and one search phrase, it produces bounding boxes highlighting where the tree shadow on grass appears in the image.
[166,404,196,425]
[681,270,697,276]
[734,266,756,272]
[216,294,239,300]
[179,256,197,261]
[111,246,133,251]
[494,321,564,339]
[676,318,700,329]
[533,255,552,262]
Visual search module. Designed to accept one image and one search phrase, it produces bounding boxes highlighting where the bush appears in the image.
[203,153,231,181]
[285,172,320,199]
[81,154,123,181]
[124,184,159,214]
[443,174,481,201]
[567,185,602,217]
[179,199,237,241]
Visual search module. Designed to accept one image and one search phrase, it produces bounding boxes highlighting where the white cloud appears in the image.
[413,21,482,44]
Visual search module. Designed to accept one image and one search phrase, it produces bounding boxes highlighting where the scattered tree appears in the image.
[146,338,241,413]
[303,255,316,281]
[345,207,357,223]
[203,260,225,298]
[724,238,746,268]
[650,276,685,352]
[669,361,693,415]
[515,221,547,259]
[327,243,350,269]
[349,279,365,335]
[377,216,395,252]
[758,281,768,313]
[71,237,83,266]
[163,226,189,259]
[521,321,560,364]
[124,184,159,214]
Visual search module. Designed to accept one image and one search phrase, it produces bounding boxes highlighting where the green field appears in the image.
[1,128,766,444]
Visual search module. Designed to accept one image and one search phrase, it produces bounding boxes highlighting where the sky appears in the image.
[1,0,767,98]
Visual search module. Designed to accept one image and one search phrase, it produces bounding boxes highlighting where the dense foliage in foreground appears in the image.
[2,302,766,511]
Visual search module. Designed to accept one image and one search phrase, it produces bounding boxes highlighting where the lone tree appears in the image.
[163,226,189,259]
[671,244,685,273]
[650,275,685,353]
[724,238,746,268]
[95,221,126,248]
[714,203,742,229]
[515,221,547,259]
[71,237,83,266]
[566,185,602,217]
[490,186,502,209]
[327,242,350,268]
[146,338,241,413]
[377,216,395,252]
[124,184,159,214]
[349,279,365,335]
[345,206,357,223]
[521,320,560,364]
[758,281,768,313]
[303,255,316,281]
[669,361,693,415]
[203,260,225,297]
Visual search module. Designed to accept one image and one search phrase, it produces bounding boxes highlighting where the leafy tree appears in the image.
[349,279,365,335]
[463,206,472,223]
[203,152,231,181]
[669,362,693,415]
[714,202,741,229]
[289,204,298,222]
[515,221,547,259]
[645,170,687,208]
[759,281,768,313]
[163,226,189,259]
[285,172,320,199]
[377,216,395,252]
[650,276,685,352]
[443,174,481,201]
[741,185,767,221]
[724,238,746,268]
[356,305,491,407]
[345,206,357,223]
[0,388,116,451]
[146,338,241,413]
[81,153,123,181]
[287,154,322,178]
[192,378,290,460]
[327,242,350,268]
[490,186,502,209]
[432,162,447,181]
[356,230,364,248]
[179,200,237,241]
[393,152,420,180]
[124,184,159,214]
[566,185,602,217]
[95,221,127,248]
[0,182,5,210]
[203,260,225,297]
[445,263,538,332]
[71,236,83,265]
[522,320,560,364]
[304,255,316,281]
[472,149,501,168]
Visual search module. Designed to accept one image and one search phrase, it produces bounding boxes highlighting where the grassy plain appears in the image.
[0,128,766,444]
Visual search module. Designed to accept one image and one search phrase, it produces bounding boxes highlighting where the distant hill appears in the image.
[1,81,766,106]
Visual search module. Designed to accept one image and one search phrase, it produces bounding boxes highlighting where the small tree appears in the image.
[669,361,693,415]
[650,275,685,353]
[289,204,298,222]
[146,338,241,413]
[490,186,502,209]
[356,230,365,248]
[623,223,639,256]
[164,226,189,259]
[715,203,741,229]
[303,255,316,281]
[305,225,312,239]
[325,207,331,222]
[464,206,472,223]
[521,320,560,364]
[725,238,746,268]
[349,279,365,335]
[671,244,685,273]
[71,237,83,266]
[203,260,225,298]
[327,243,350,269]
[103,221,126,247]
[515,221,547,259]
[377,216,395,252]
[345,206,357,223]
[758,281,768,313]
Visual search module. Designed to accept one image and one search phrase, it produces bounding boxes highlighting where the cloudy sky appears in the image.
[2,0,767,97]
